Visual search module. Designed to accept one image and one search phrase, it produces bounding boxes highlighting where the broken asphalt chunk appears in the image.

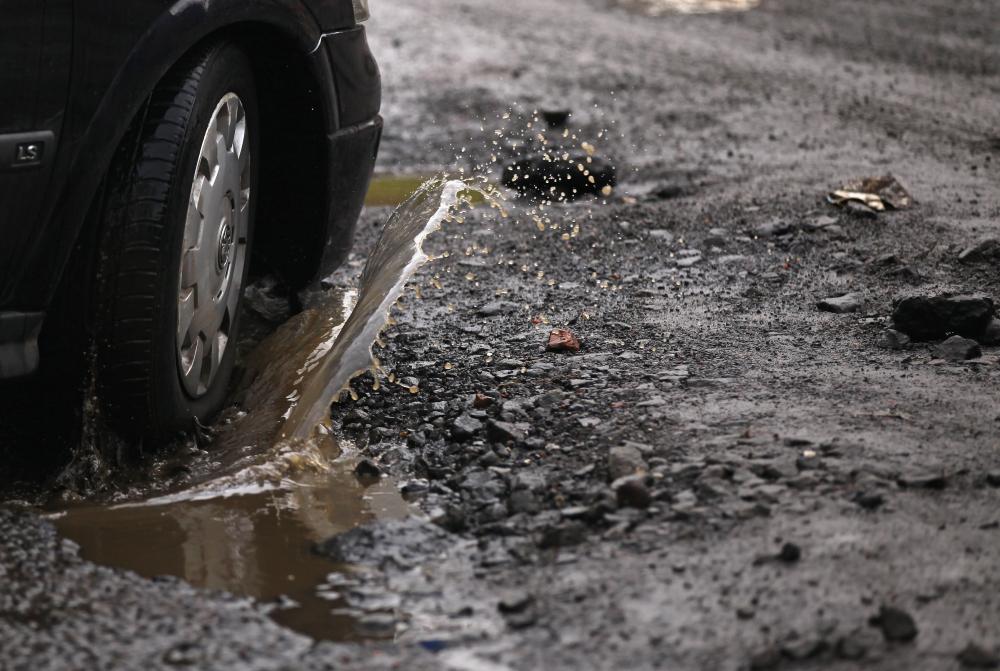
[891,294,995,341]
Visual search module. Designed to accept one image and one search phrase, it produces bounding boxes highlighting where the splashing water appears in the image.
[280,177,487,441]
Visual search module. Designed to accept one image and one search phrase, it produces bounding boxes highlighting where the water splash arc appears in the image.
[282,177,468,440]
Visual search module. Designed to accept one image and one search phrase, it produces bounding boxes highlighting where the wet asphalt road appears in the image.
[3,0,1000,669]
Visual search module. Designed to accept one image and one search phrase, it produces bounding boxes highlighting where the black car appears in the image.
[0,0,381,439]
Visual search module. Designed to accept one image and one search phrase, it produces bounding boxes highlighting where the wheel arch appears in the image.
[41,1,339,309]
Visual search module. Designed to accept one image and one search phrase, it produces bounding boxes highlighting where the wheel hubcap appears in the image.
[176,93,250,398]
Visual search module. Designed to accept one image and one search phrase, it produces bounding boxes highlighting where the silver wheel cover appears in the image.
[176,93,250,398]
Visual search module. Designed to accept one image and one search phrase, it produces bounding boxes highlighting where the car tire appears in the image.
[94,42,258,441]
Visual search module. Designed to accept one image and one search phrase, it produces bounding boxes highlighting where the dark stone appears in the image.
[498,591,534,615]
[978,318,1000,346]
[615,476,652,509]
[342,408,371,425]
[314,518,452,569]
[958,643,1000,669]
[782,638,828,660]
[507,489,541,515]
[986,471,1000,488]
[538,522,587,549]
[891,295,995,341]
[778,542,801,563]
[478,301,516,317]
[817,293,862,314]
[607,444,648,481]
[835,633,868,660]
[451,413,483,440]
[898,471,948,489]
[852,491,885,510]
[486,419,526,444]
[749,647,782,670]
[540,109,571,128]
[934,335,982,361]
[958,238,1000,264]
[869,605,918,642]
[844,200,879,219]
[754,219,794,237]
[502,153,616,201]
[878,329,911,350]
[353,459,383,480]
[399,479,430,498]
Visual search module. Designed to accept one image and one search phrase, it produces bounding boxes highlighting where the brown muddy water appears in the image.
[52,177,477,641]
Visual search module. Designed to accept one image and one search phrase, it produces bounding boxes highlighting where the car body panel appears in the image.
[0,0,380,378]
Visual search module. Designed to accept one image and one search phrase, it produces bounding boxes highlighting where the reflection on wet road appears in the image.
[614,0,759,15]
[55,460,410,640]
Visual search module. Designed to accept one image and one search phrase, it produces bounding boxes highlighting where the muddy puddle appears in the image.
[53,176,480,641]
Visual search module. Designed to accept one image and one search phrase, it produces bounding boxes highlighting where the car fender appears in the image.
[22,0,340,308]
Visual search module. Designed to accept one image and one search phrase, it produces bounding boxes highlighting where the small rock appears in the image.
[343,408,371,425]
[986,471,1000,488]
[869,605,918,642]
[499,597,538,629]
[540,109,570,128]
[538,522,587,549]
[934,335,982,361]
[754,219,794,237]
[607,444,648,481]
[852,491,885,510]
[844,200,879,219]
[958,238,1000,264]
[835,632,869,660]
[452,413,483,440]
[614,476,652,509]
[546,328,581,352]
[704,227,728,247]
[978,318,1000,346]
[782,638,828,660]
[507,489,540,515]
[498,591,534,615]
[354,459,382,480]
[817,293,862,314]
[648,229,675,242]
[897,471,947,489]
[749,647,782,670]
[400,479,430,498]
[878,328,911,350]
[486,419,526,444]
[778,542,801,563]
[806,215,840,230]
[958,643,1000,669]
[478,301,515,317]
[891,294,995,341]
[472,392,493,409]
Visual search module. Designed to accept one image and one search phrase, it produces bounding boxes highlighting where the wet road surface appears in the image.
[3,0,1000,669]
